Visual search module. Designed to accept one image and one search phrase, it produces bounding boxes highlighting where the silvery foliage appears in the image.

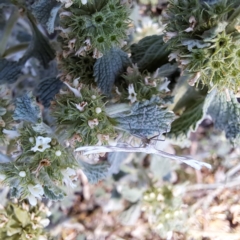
[2,0,240,205]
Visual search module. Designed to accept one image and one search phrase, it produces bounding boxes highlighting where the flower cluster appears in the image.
[58,0,131,55]
[52,85,116,148]
[0,123,78,205]
[0,201,51,239]
[142,185,187,238]
[118,65,171,103]
[164,0,240,92]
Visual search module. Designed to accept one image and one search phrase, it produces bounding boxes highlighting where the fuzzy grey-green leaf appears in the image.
[79,160,110,184]
[94,47,130,96]
[34,77,63,107]
[0,58,23,84]
[24,14,55,68]
[113,96,175,137]
[13,93,41,123]
[170,98,205,137]
[130,35,170,72]
[31,0,61,34]
[207,91,240,142]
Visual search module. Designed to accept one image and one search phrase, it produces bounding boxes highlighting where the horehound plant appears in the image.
[0,0,240,237]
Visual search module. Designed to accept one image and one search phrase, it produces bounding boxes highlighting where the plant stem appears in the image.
[2,42,29,57]
[0,7,19,57]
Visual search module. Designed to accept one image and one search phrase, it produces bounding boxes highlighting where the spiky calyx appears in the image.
[58,51,96,85]
[0,123,78,203]
[59,0,131,55]
[52,87,116,147]
[117,65,171,104]
[164,0,240,92]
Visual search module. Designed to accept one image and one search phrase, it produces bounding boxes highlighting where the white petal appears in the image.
[28,194,37,206]
[28,184,44,198]
[40,219,50,227]
[31,136,52,152]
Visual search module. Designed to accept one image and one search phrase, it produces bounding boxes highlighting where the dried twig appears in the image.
[75,145,212,170]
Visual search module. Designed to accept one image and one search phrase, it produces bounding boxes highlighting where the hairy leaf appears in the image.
[170,98,205,137]
[0,153,11,163]
[201,21,228,41]
[79,160,110,184]
[207,91,240,142]
[130,35,170,72]
[157,63,178,78]
[40,171,65,200]
[120,186,143,203]
[108,151,128,175]
[150,155,173,181]
[0,58,23,84]
[113,96,175,137]
[31,0,61,34]
[119,203,141,226]
[34,77,63,107]
[94,47,130,96]
[43,185,65,200]
[13,93,41,123]
[170,90,214,138]
[0,0,11,6]
[24,14,55,68]
[9,187,21,198]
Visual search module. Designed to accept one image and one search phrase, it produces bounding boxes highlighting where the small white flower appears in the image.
[93,48,103,59]
[184,27,194,32]
[38,236,48,240]
[57,0,73,8]
[75,102,88,112]
[27,184,44,206]
[84,38,91,46]
[64,82,82,98]
[168,52,179,62]
[59,11,72,18]
[95,107,102,114]
[88,119,99,129]
[184,16,197,32]
[81,0,88,4]
[91,95,97,99]
[127,84,137,104]
[31,136,52,152]
[73,77,80,88]
[39,219,50,227]
[188,72,201,86]
[55,150,62,157]
[28,195,37,206]
[29,137,34,143]
[19,171,26,177]
[68,38,76,50]
[163,32,178,42]
[61,167,77,188]
[159,77,170,92]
